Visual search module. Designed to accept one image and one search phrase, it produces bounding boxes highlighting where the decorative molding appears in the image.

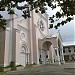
[37,19,45,31]
[17,18,26,23]
[17,24,29,32]
[20,32,25,41]
[36,19,46,37]
[38,12,48,21]
[20,41,30,53]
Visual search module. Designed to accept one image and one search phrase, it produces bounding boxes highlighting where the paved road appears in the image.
[1,64,75,75]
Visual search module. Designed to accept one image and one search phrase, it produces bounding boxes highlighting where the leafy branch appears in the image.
[0,0,75,30]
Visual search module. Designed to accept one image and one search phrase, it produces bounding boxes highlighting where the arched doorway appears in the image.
[39,41,52,64]
[20,42,30,67]
[20,46,26,67]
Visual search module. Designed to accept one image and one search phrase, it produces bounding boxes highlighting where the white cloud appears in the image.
[47,7,75,45]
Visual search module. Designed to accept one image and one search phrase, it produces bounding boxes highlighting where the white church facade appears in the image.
[0,10,65,67]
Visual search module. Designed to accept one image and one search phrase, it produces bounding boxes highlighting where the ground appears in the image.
[0,63,75,75]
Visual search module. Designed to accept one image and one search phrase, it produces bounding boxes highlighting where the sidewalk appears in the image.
[63,62,75,68]
[0,64,75,75]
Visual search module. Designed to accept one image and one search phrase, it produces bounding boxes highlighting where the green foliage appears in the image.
[0,0,75,29]
[8,10,15,14]
[0,66,4,72]
[9,61,15,67]
[0,61,17,72]
[16,65,22,67]
[9,61,16,71]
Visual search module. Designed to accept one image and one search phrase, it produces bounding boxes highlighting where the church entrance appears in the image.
[42,50,46,64]
[39,41,52,64]
[20,46,26,67]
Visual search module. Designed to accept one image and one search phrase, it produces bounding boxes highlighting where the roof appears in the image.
[63,41,75,46]
[43,32,62,40]
[51,33,59,38]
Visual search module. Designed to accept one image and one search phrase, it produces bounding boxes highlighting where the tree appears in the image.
[0,0,75,30]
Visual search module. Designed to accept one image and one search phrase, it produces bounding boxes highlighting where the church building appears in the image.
[0,10,65,67]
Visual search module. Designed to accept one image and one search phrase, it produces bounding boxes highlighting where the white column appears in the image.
[29,12,34,64]
[49,45,54,64]
[8,15,14,63]
[54,47,61,64]
[15,30,21,65]
[61,49,65,64]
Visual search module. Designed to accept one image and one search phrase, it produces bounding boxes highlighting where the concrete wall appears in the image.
[0,30,5,66]
[15,17,30,66]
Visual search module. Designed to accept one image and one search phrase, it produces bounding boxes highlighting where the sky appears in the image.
[0,5,75,46]
[47,7,75,46]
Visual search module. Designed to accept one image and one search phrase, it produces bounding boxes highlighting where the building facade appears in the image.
[63,45,75,61]
[0,10,64,67]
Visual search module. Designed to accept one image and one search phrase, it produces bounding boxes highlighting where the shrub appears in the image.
[33,63,36,65]
[10,61,16,71]
[0,66,3,72]
[16,65,22,67]
[10,61,15,67]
